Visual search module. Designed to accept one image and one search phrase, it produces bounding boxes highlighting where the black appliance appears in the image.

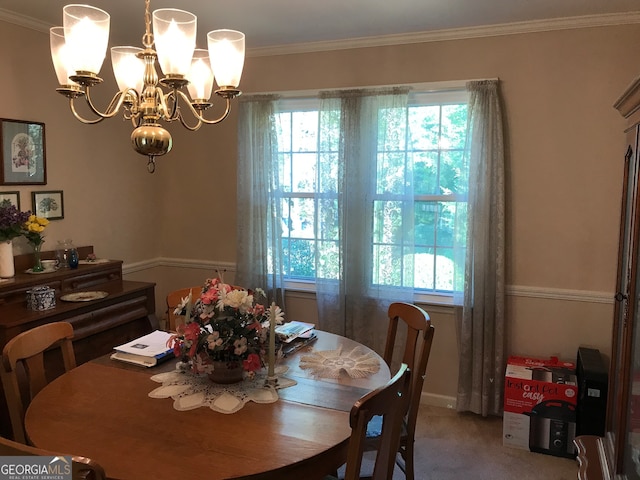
[527,399,577,458]
[576,346,608,437]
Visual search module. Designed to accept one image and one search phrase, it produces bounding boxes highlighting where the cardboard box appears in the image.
[503,355,578,458]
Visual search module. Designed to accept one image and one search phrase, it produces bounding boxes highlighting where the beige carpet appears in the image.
[353,405,578,480]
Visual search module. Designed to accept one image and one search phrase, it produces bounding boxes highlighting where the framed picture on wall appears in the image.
[32,190,63,220]
[0,191,20,209]
[0,118,46,185]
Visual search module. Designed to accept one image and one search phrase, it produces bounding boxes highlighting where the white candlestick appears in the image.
[268,310,276,378]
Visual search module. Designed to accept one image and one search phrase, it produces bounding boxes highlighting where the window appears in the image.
[275,90,469,295]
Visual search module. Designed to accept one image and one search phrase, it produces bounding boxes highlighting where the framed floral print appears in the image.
[32,190,63,220]
[0,118,46,185]
[0,191,20,209]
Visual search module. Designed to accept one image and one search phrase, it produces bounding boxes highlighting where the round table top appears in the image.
[25,330,390,480]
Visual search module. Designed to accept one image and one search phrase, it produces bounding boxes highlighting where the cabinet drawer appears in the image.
[61,267,121,291]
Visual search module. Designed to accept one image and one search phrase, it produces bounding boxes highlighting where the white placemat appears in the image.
[299,346,380,379]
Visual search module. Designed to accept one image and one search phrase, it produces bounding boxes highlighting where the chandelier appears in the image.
[50,0,244,172]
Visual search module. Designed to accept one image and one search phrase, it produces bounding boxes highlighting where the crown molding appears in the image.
[248,12,640,57]
[0,8,51,32]
[2,8,639,58]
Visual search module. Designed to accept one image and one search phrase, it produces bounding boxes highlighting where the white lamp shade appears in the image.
[187,49,213,101]
[63,4,110,75]
[111,46,145,93]
[152,8,196,77]
[50,27,76,85]
[207,30,245,88]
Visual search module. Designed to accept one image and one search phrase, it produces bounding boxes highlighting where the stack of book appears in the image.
[111,330,175,367]
[275,321,317,357]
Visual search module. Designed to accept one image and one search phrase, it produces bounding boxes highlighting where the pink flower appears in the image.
[243,353,261,372]
[233,337,248,355]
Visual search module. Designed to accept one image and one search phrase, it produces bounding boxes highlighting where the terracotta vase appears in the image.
[207,360,245,384]
[0,240,15,278]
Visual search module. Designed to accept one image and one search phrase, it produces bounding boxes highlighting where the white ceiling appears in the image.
[1,0,640,55]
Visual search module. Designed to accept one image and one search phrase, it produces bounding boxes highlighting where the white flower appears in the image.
[268,302,285,325]
[218,289,254,314]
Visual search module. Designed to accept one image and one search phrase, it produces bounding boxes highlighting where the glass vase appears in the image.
[31,243,44,273]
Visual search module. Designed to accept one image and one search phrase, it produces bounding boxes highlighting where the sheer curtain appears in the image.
[456,80,506,416]
[316,88,412,354]
[236,95,286,307]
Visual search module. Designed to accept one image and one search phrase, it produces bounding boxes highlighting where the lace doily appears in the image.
[299,346,380,379]
[149,365,296,414]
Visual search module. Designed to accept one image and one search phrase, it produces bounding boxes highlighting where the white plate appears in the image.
[60,291,109,302]
[25,268,58,275]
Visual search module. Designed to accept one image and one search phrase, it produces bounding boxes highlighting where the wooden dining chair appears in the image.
[0,434,106,480]
[166,286,203,331]
[326,363,411,480]
[364,302,435,480]
[0,321,76,444]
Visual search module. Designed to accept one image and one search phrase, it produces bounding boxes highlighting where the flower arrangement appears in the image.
[0,204,30,243]
[22,214,49,247]
[169,277,284,377]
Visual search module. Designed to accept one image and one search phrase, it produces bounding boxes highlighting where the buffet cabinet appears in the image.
[575,77,640,479]
[0,246,157,438]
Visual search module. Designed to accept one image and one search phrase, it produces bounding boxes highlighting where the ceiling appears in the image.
[1,0,640,55]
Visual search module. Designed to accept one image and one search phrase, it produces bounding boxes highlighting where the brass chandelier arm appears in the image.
[175,90,233,126]
[68,98,104,124]
[83,87,130,120]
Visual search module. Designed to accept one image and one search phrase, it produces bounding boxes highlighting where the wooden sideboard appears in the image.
[0,246,157,439]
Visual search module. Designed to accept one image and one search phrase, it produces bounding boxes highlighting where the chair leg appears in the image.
[399,442,415,480]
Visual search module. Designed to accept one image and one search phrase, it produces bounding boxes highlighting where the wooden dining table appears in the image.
[25,330,390,480]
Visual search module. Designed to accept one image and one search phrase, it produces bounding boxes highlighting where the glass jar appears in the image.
[55,239,79,269]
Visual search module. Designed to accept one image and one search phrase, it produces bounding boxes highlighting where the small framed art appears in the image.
[32,190,64,220]
[0,191,20,209]
[0,118,46,185]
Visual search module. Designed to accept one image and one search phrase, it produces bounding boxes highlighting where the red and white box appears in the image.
[503,355,578,458]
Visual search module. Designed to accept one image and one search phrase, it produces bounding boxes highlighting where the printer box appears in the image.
[503,355,578,458]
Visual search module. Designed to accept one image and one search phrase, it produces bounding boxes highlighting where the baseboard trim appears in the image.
[420,392,457,410]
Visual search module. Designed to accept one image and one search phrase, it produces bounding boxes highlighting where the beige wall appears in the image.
[2,19,639,405]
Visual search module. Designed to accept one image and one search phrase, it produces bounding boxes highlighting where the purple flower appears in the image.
[0,205,31,242]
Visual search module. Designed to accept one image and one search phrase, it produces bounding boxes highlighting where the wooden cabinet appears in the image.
[0,246,157,438]
[576,77,640,479]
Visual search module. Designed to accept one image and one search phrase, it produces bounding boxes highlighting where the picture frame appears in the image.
[32,190,64,220]
[0,118,46,185]
[0,191,20,209]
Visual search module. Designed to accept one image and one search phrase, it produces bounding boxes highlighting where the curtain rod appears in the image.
[245,78,500,99]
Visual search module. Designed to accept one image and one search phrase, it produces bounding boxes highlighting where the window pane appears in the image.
[291,153,317,192]
[378,107,406,151]
[319,152,338,193]
[291,111,318,152]
[415,202,436,246]
[441,104,468,150]
[286,239,315,278]
[413,151,438,195]
[373,244,403,286]
[278,152,292,192]
[318,198,339,241]
[440,150,467,194]
[408,105,440,149]
[287,197,315,238]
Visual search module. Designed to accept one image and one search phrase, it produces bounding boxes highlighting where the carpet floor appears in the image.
[355,405,578,480]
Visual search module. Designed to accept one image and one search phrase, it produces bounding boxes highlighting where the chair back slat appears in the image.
[344,364,411,480]
[1,322,76,444]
